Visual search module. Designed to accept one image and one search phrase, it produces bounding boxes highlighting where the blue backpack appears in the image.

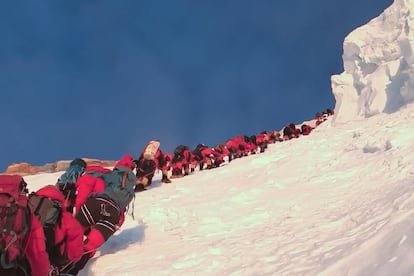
[57,164,85,185]
[57,158,87,184]
[98,166,136,210]
[56,162,86,213]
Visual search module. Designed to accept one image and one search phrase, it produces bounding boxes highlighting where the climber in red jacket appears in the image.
[33,185,84,274]
[74,165,111,215]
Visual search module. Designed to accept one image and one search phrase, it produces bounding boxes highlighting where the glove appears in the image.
[48,264,60,276]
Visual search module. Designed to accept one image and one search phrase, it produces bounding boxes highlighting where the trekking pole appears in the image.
[59,260,74,273]
[59,249,96,273]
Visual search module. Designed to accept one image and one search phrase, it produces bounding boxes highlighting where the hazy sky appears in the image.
[1,0,393,171]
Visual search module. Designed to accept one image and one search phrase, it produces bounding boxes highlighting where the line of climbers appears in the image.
[0,108,333,276]
[133,108,334,192]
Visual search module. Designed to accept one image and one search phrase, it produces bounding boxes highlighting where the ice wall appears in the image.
[331,0,414,122]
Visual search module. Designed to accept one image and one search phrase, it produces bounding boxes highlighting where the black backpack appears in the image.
[214,144,224,154]
[249,135,257,145]
[193,144,207,161]
[173,145,189,162]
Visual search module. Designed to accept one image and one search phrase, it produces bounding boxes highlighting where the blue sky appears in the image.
[0,0,393,171]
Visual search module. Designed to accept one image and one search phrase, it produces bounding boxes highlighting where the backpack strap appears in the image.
[32,195,46,217]
[43,224,68,267]
[0,204,31,270]
[2,198,29,236]
[120,171,127,190]
[1,200,18,232]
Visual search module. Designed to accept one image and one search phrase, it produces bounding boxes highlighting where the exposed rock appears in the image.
[2,158,117,176]
[3,162,42,176]
[83,158,116,168]
[55,160,71,172]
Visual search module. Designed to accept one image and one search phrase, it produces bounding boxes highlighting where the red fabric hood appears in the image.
[115,154,135,170]
[35,185,65,204]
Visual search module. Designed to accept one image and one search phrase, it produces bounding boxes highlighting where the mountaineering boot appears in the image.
[170,168,183,179]
[64,252,92,275]
[134,183,146,193]
[161,174,172,183]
